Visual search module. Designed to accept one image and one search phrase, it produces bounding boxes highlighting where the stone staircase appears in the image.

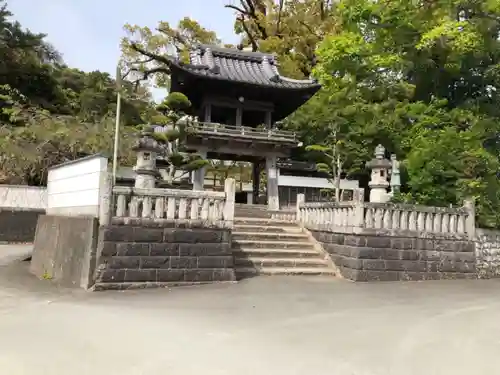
[232,205,336,279]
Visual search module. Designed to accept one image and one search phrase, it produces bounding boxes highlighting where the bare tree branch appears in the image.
[130,43,172,65]
[224,4,249,15]
[237,16,259,51]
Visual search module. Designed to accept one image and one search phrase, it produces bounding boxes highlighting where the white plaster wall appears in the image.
[47,155,108,217]
[277,174,359,190]
[0,185,47,210]
[475,228,500,278]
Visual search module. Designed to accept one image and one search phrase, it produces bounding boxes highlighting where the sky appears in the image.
[7,0,240,98]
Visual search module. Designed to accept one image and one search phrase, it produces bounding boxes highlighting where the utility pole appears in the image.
[112,64,122,185]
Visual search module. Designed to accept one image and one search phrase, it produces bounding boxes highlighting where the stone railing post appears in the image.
[296,193,305,223]
[352,188,365,233]
[98,172,113,226]
[464,198,476,239]
[223,178,236,225]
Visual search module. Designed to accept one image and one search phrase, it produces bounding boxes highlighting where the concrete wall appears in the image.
[30,215,99,289]
[0,185,47,209]
[0,185,47,243]
[0,208,45,243]
[312,230,476,281]
[47,154,108,217]
[94,218,235,290]
[475,228,500,278]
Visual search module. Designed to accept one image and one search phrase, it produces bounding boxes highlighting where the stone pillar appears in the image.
[192,150,207,191]
[353,188,365,233]
[266,155,279,210]
[464,199,476,240]
[296,193,305,222]
[390,154,401,194]
[252,161,260,204]
[223,178,236,225]
[247,191,253,205]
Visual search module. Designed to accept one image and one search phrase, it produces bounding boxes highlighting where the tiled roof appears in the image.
[169,44,321,91]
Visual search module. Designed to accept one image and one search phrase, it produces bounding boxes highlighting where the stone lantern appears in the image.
[132,127,163,189]
[366,144,391,203]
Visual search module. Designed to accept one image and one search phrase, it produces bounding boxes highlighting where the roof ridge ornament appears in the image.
[262,55,280,82]
[204,47,215,69]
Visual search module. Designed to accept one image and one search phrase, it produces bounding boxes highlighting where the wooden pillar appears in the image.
[252,161,261,204]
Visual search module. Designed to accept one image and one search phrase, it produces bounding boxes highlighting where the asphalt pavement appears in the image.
[1,244,500,375]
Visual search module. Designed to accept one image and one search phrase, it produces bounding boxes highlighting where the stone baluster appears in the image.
[400,210,408,230]
[457,214,466,234]
[190,198,199,220]
[201,198,210,220]
[365,208,373,228]
[343,208,349,227]
[433,213,442,233]
[391,210,400,229]
[374,208,383,228]
[142,197,153,218]
[129,197,139,218]
[166,197,176,219]
[116,194,127,217]
[408,211,417,231]
[416,212,425,231]
[178,198,187,219]
[154,197,164,219]
[425,213,433,232]
[382,209,392,229]
[441,213,450,233]
[449,214,457,234]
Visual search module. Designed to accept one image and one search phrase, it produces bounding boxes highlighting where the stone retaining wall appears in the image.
[94,218,235,290]
[0,208,45,243]
[475,228,500,278]
[30,215,99,289]
[312,230,476,281]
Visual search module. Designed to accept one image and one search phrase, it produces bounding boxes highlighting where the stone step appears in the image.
[235,257,329,268]
[235,267,336,278]
[234,217,298,227]
[235,207,273,219]
[231,239,315,250]
[233,224,303,233]
[232,231,309,241]
[233,247,321,258]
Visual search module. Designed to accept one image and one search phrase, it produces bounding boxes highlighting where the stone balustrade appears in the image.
[270,209,297,221]
[297,191,475,238]
[109,179,235,226]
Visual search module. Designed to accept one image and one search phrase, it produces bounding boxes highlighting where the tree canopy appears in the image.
[4,0,500,227]
[120,0,500,228]
[0,1,156,185]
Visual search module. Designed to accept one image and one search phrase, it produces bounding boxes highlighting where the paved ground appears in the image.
[1,245,500,374]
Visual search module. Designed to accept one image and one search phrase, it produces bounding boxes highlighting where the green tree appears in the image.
[307,0,500,227]
[121,17,222,89]
[149,92,209,184]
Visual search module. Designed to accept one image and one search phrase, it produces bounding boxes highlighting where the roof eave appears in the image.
[170,62,322,92]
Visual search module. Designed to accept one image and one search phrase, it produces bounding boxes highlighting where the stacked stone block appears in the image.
[94,218,235,290]
[312,231,476,281]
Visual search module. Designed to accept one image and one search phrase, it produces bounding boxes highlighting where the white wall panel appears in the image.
[47,172,101,195]
[47,155,108,217]
[48,156,107,182]
[47,189,100,208]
